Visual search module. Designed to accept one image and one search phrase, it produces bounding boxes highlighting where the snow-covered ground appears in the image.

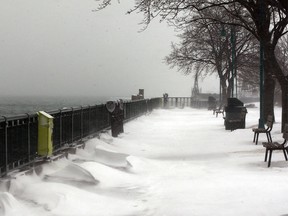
[1,104,288,216]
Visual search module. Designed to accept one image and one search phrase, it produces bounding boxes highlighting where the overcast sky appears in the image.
[0,0,218,99]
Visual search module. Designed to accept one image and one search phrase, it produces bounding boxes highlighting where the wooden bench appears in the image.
[262,123,288,167]
[213,105,224,117]
[252,115,273,145]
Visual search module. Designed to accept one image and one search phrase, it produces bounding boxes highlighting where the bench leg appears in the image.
[264,149,268,162]
[253,132,256,142]
[266,133,270,143]
[255,133,259,145]
[268,150,273,167]
[267,132,272,142]
[283,149,288,161]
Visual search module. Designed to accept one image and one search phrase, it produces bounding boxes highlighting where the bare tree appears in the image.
[165,8,259,104]
[98,0,288,129]
[273,33,288,105]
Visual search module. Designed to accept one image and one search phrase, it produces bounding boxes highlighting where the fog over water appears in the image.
[0,0,219,115]
[0,95,116,116]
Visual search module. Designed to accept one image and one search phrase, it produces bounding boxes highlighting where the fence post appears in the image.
[3,116,8,174]
[80,106,83,140]
[59,110,62,146]
[88,105,91,135]
[26,114,31,162]
[71,108,74,142]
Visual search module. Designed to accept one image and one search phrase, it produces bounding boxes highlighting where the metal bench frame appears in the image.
[262,124,288,167]
[213,105,224,117]
[252,115,273,145]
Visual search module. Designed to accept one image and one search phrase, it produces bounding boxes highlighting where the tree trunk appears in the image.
[227,76,233,99]
[263,67,275,122]
[220,79,228,105]
[265,44,288,131]
[280,84,288,131]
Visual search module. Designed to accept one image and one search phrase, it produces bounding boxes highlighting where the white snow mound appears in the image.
[0,192,34,216]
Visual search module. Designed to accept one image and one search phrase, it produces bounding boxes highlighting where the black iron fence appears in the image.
[0,114,38,176]
[0,97,163,177]
[166,97,208,109]
[0,96,210,177]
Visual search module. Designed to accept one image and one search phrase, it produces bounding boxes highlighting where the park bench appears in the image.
[252,115,273,145]
[213,105,224,117]
[262,123,288,167]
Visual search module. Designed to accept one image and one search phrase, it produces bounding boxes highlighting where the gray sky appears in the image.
[0,0,218,99]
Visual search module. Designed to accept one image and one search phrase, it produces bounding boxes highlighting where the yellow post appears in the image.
[37,111,54,156]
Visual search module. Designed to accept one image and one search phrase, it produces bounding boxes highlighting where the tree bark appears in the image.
[221,85,228,105]
[265,44,288,131]
[263,65,275,122]
[279,83,288,131]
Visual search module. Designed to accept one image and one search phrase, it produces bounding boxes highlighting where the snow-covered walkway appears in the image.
[1,105,288,216]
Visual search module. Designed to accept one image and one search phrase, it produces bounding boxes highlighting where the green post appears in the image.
[258,0,265,128]
[38,111,54,156]
[258,40,265,128]
[219,77,222,105]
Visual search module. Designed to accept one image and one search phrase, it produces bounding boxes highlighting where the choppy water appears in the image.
[0,95,129,117]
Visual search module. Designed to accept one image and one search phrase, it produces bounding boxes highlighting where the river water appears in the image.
[0,95,129,117]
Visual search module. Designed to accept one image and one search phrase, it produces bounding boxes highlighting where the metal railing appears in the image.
[0,96,208,177]
[0,97,163,177]
[166,97,208,109]
[0,114,38,176]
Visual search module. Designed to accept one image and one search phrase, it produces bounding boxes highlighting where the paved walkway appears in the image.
[2,106,288,216]
[108,106,288,216]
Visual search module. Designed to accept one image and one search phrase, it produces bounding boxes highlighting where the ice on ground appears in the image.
[0,192,34,216]
[44,162,99,185]
[1,105,288,216]
[6,160,145,216]
[71,138,131,168]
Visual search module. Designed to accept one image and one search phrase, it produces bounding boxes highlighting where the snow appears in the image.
[1,105,288,216]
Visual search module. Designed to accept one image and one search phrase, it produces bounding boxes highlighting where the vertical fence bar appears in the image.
[71,107,74,142]
[0,118,5,176]
[80,107,83,140]
[88,106,91,135]
[4,117,8,174]
[0,97,165,176]
[26,114,31,162]
[60,110,63,146]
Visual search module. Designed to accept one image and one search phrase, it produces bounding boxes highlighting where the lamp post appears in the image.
[258,39,265,128]
[258,0,265,128]
[219,77,222,105]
